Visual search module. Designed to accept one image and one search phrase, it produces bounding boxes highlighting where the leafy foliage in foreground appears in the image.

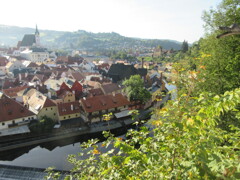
[47,88,240,179]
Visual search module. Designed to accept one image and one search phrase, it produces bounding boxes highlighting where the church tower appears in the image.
[35,25,40,46]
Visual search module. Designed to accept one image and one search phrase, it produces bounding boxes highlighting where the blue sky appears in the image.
[1,0,222,43]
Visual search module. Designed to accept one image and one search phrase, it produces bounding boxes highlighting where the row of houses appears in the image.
[0,81,130,130]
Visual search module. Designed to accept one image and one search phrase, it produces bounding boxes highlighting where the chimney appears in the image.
[19,73,22,81]
[141,58,144,68]
[160,72,163,83]
[48,92,51,98]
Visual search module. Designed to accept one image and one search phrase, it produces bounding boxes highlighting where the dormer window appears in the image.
[8,110,12,115]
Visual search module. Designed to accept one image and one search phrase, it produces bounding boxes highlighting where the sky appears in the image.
[1,0,222,43]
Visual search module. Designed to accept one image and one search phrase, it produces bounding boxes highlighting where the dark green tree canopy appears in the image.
[123,75,151,103]
[181,40,189,53]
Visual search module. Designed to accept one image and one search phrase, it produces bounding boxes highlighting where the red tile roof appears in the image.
[88,88,104,97]
[101,83,122,94]
[56,82,72,96]
[43,98,56,108]
[0,56,8,66]
[80,93,130,113]
[28,62,39,68]
[2,78,21,89]
[3,85,29,97]
[70,72,85,81]
[98,63,110,70]
[56,56,68,64]
[57,101,80,116]
[39,64,50,70]
[0,94,35,122]
[71,81,83,92]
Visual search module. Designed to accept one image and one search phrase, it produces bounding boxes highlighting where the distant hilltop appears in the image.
[0,25,182,50]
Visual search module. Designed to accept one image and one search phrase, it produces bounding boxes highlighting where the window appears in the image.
[12,120,15,124]
[2,122,5,126]
[54,113,56,116]
[32,117,34,120]
[28,117,30,120]
[64,116,66,119]
[76,114,78,117]
[46,108,48,111]
[51,108,53,110]
[69,116,71,118]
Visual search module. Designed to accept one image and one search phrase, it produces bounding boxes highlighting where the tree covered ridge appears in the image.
[0,25,181,50]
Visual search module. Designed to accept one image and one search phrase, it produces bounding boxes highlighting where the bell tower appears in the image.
[35,25,40,46]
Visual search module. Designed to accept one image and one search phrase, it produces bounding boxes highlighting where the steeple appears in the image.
[35,24,40,36]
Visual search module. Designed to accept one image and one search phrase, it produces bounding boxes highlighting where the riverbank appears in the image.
[0,117,140,152]
[0,93,170,152]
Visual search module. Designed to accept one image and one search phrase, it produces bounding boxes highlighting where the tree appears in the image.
[202,0,240,33]
[29,116,55,134]
[196,0,240,95]
[181,40,189,53]
[123,75,151,103]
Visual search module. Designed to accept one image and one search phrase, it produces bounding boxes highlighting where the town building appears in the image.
[80,93,130,123]
[0,94,36,130]
[19,25,41,51]
[56,101,81,121]
[107,63,147,82]
[22,88,58,121]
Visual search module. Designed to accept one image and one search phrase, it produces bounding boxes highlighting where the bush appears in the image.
[29,116,55,134]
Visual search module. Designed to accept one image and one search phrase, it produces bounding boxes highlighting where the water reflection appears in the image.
[0,128,129,170]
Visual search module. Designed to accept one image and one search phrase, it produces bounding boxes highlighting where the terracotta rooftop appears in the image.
[56,82,72,96]
[88,88,104,97]
[43,98,56,108]
[97,63,110,70]
[101,83,122,94]
[80,93,130,113]
[2,78,21,89]
[0,94,35,122]
[3,85,29,97]
[57,101,80,116]
[0,57,8,66]
[70,72,85,81]
[28,62,39,68]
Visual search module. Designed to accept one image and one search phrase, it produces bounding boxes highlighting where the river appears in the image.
[0,128,128,171]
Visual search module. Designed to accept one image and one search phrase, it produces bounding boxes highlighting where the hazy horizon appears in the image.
[1,0,222,43]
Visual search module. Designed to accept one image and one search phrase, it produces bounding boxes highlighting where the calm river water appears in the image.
[0,129,127,170]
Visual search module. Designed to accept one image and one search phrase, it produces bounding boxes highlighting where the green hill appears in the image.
[0,25,181,50]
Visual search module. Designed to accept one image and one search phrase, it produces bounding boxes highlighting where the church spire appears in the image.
[35,24,40,36]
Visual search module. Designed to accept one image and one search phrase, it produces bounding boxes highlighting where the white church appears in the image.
[19,25,50,63]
